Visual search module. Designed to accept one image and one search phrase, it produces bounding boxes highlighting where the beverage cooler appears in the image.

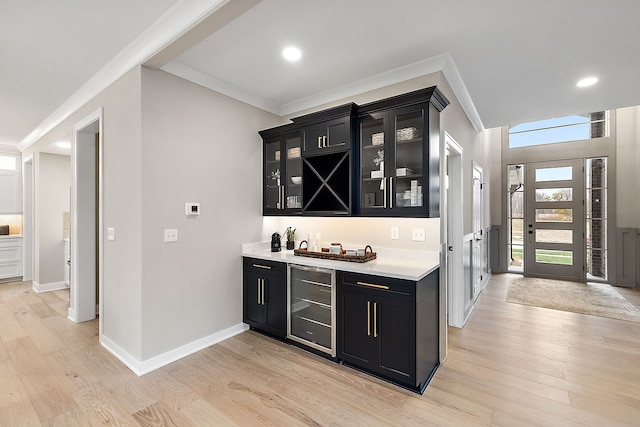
[288,264,336,357]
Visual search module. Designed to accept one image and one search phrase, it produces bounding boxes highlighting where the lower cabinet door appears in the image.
[338,285,374,369]
[264,275,286,338]
[375,296,416,386]
[243,270,265,327]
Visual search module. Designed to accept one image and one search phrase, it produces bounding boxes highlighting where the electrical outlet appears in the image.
[412,228,426,241]
[164,229,178,242]
[390,226,400,240]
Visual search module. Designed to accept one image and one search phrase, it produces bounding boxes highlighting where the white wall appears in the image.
[615,106,640,229]
[24,67,145,360]
[139,67,280,359]
[34,153,70,286]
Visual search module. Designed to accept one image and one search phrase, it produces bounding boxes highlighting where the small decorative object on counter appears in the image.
[270,232,281,252]
[285,226,296,250]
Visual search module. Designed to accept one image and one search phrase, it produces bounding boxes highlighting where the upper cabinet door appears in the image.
[359,104,431,216]
[0,153,21,214]
[357,87,447,218]
[260,125,302,216]
[301,116,352,156]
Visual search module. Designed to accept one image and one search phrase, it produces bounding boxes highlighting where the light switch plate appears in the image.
[107,227,115,241]
[164,229,178,242]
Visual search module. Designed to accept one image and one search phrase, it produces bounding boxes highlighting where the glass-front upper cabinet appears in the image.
[359,96,443,217]
[260,124,302,215]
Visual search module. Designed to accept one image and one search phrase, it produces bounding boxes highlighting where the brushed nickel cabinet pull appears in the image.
[367,301,371,336]
[318,136,322,149]
[252,264,272,270]
[261,278,265,306]
[373,302,378,338]
[257,278,261,304]
[356,281,390,290]
[383,177,387,208]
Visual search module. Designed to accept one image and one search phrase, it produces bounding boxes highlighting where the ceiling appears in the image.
[3,0,640,155]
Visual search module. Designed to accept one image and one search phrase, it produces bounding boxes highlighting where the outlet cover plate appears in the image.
[412,228,426,241]
[390,226,400,240]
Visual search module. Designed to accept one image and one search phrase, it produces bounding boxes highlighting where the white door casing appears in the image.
[444,133,464,330]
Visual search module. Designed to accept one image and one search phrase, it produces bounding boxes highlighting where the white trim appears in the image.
[69,108,103,329]
[444,132,465,329]
[21,154,34,281]
[161,61,281,114]
[162,52,485,133]
[18,0,228,152]
[33,281,69,293]
[441,55,484,133]
[100,323,249,376]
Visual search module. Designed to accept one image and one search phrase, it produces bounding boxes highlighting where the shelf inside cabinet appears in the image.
[396,137,421,145]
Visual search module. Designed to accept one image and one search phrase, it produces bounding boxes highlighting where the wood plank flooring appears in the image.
[0,274,639,426]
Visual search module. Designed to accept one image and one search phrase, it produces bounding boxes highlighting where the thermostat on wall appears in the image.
[185,202,200,216]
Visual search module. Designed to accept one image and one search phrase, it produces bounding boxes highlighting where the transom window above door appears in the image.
[508,112,607,148]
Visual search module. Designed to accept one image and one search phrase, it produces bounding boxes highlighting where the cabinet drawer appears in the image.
[0,246,21,263]
[0,238,22,248]
[0,262,21,278]
[338,271,415,299]
[243,257,286,275]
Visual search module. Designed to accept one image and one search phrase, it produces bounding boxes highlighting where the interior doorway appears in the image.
[69,108,103,330]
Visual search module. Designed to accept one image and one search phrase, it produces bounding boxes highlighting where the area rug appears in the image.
[506,277,640,322]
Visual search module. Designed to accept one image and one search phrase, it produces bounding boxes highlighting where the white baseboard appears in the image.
[100,322,250,376]
[33,281,69,293]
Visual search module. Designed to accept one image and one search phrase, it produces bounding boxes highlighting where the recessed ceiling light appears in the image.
[576,76,598,87]
[282,46,302,62]
[56,141,71,149]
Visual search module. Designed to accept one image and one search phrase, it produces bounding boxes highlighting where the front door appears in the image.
[524,159,585,280]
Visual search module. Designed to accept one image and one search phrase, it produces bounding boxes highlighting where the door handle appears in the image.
[261,279,265,305]
[323,136,327,148]
[317,136,322,149]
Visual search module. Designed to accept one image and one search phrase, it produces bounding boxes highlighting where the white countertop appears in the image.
[242,242,440,281]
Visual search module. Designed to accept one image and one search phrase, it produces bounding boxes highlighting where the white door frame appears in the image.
[70,108,103,335]
[22,154,34,281]
[472,163,484,300]
[443,132,464,333]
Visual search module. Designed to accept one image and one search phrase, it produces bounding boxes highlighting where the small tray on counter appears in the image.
[293,243,376,263]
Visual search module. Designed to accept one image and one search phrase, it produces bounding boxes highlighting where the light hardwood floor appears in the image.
[1,274,639,426]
